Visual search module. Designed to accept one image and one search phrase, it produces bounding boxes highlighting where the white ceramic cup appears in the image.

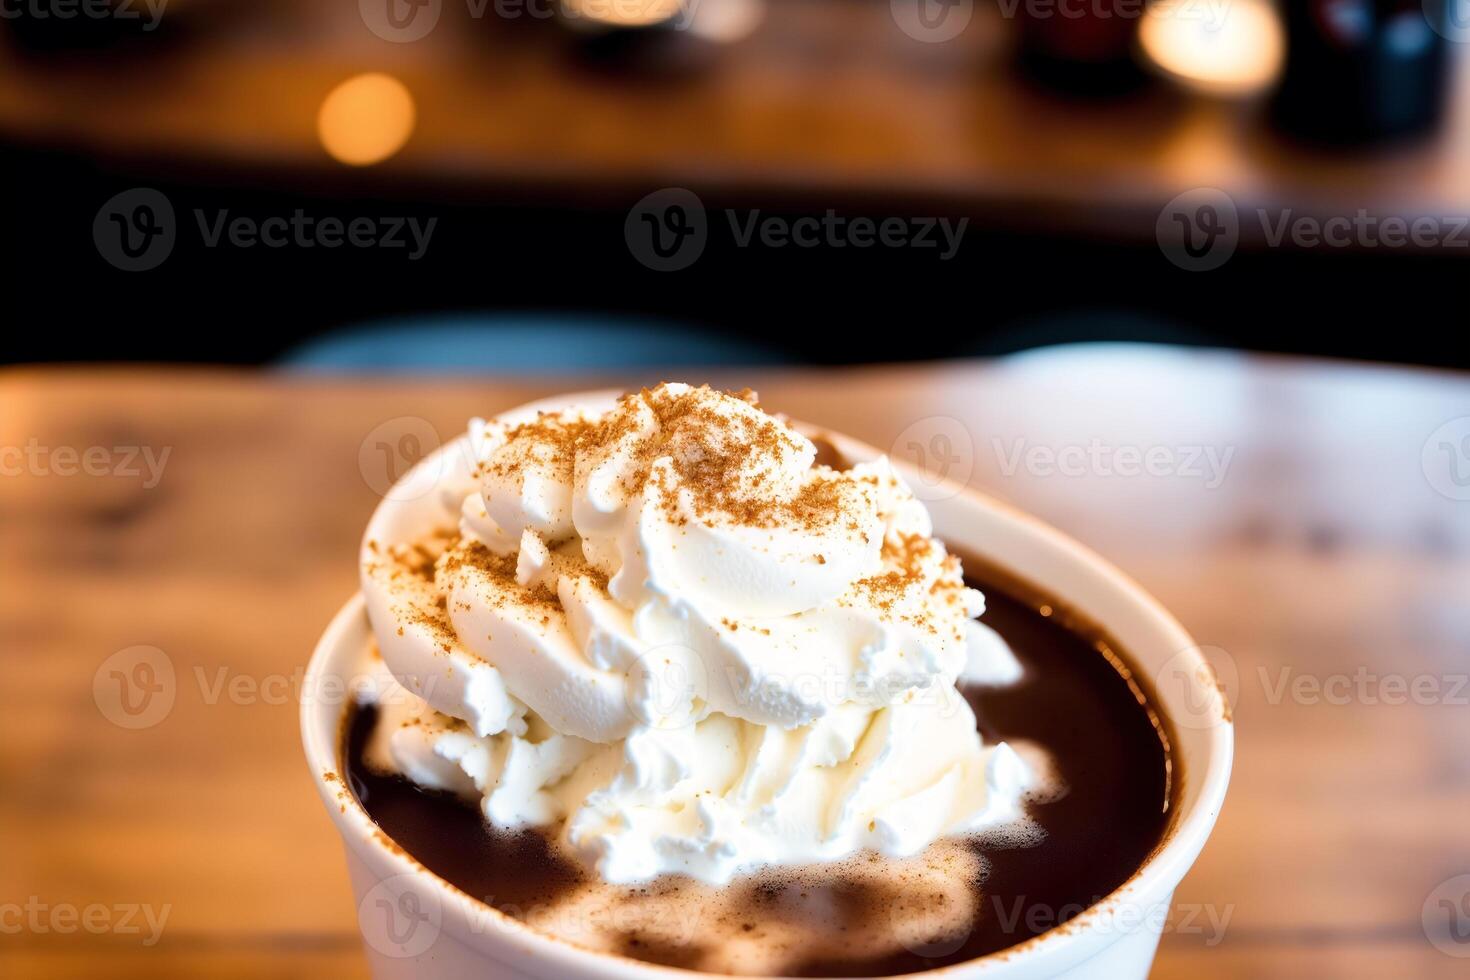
[303,391,1233,980]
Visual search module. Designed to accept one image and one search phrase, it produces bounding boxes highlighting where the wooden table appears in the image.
[3,351,1468,978]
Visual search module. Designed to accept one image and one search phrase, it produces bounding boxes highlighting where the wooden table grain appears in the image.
[2,351,1468,978]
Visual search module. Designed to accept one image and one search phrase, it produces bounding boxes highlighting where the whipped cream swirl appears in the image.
[361,384,1030,885]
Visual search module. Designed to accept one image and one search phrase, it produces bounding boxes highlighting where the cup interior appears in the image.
[304,391,1233,980]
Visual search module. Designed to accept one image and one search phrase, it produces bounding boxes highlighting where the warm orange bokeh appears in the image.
[317,73,416,167]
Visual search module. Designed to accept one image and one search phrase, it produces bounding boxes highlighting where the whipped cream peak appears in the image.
[360,383,1032,885]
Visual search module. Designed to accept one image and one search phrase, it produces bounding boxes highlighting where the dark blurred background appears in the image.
[3,0,1468,370]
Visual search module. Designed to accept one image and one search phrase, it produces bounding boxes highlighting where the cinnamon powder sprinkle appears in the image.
[481,412,597,480]
[443,541,563,614]
[378,385,941,639]
[849,533,956,638]
[588,386,866,534]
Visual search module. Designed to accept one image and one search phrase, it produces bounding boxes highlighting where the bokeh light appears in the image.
[1139,0,1285,97]
[317,73,416,167]
[563,0,684,29]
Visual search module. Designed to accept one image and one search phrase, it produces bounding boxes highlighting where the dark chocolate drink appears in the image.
[343,558,1177,977]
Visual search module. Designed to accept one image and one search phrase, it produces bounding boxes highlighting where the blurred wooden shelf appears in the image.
[2,0,1469,241]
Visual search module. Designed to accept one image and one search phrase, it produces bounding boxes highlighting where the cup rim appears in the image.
[303,389,1234,979]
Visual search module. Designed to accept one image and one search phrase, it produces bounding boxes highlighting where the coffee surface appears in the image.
[344,561,1177,976]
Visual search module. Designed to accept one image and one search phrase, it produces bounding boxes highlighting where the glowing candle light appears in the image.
[317,73,416,167]
[563,0,684,29]
[1139,0,1285,97]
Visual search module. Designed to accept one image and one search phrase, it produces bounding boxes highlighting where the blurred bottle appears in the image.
[1272,0,1450,144]
[0,0,194,54]
[563,0,762,73]
[1016,0,1149,93]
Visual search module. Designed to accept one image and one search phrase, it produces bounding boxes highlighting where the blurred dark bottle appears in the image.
[1272,0,1451,144]
[1016,0,1149,93]
[0,0,184,54]
[564,0,760,75]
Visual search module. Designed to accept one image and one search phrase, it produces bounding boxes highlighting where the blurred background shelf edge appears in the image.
[4,0,1470,369]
